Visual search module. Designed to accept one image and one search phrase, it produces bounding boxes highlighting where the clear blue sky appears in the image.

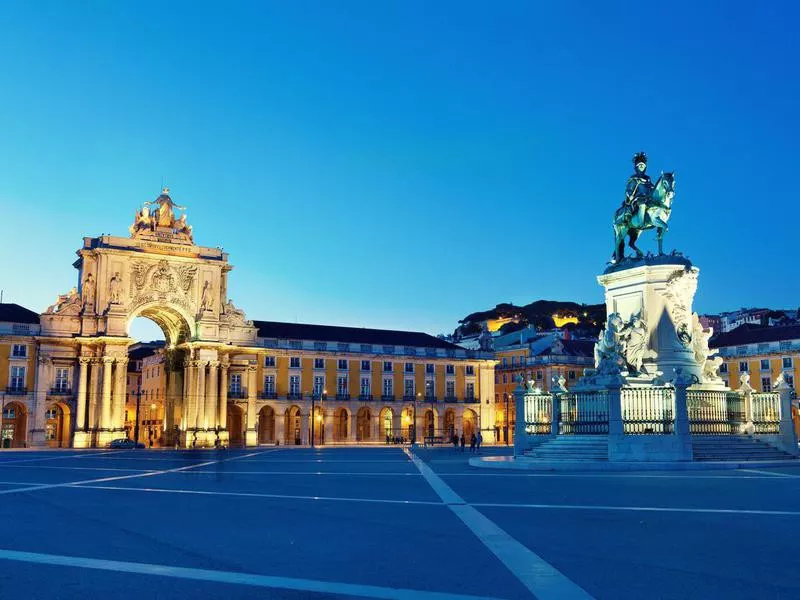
[1,1,797,342]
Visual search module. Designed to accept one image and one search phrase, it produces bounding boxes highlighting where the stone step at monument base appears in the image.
[691,436,796,461]
[526,435,609,461]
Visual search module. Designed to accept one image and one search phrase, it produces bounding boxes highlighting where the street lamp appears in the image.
[504,393,510,446]
[414,391,421,445]
[149,403,156,447]
[310,388,326,448]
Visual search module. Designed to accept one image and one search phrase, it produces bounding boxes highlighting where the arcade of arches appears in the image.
[4,190,497,448]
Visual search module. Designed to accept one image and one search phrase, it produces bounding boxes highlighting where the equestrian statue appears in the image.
[612,151,675,263]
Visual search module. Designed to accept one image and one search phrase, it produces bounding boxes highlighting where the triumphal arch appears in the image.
[38,189,259,448]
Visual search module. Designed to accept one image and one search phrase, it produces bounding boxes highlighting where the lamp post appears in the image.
[310,388,327,448]
[414,391,420,445]
[149,403,156,447]
[504,393,510,446]
[133,387,143,446]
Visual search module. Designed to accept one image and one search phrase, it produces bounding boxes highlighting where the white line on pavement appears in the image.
[0,449,282,496]
[187,470,422,476]
[738,469,800,478]
[472,502,800,516]
[0,450,118,464]
[0,464,157,473]
[0,548,505,600]
[405,448,595,600]
[67,483,444,506]
[441,472,800,480]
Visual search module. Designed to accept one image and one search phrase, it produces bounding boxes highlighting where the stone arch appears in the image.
[356,406,372,442]
[285,405,302,445]
[333,407,349,442]
[126,301,194,346]
[378,407,393,440]
[45,401,72,448]
[444,408,456,439]
[462,408,477,439]
[226,403,244,447]
[401,406,415,440]
[311,405,325,445]
[2,402,28,448]
[258,405,276,444]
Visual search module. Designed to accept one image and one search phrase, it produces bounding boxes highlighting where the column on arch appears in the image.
[275,406,285,444]
[100,356,114,430]
[245,364,257,446]
[75,357,90,431]
[88,358,102,430]
[218,362,228,431]
[112,358,128,431]
[183,359,197,432]
[195,360,207,430]
[206,360,219,430]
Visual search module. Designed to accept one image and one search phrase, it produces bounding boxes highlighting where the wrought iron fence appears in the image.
[751,392,780,434]
[559,391,609,434]
[523,393,552,435]
[622,387,674,434]
[687,390,745,434]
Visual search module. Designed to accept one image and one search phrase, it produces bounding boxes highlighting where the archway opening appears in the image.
[444,409,456,440]
[285,405,302,445]
[125,312,186,448]
[227,404,244,447]
[2,402,28,448]
[45,402,71,448]
[463,409,477,440]
[424,409,435,439]
[356,407,371,442]
[379,407,393,441]
[312,406,324,445]
[258,406,275,444]
[333,408,348,442]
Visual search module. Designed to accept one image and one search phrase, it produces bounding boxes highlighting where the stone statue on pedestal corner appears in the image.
[612,151,676,263]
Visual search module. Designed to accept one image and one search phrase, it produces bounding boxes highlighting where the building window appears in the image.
[264,375,275,394]
[337,376,348,395]
[404,362,414,374]
[383,345,395,354]
[338,343,350,352]
[502,374,507,384]
[425,363,434,374]
[289,340,302,349]
[361,360,371,371]
[338,359,348,370]
[230,373,242,395]
[314,341,327,351]
[404,379,415,397]
[314,358,325,369]
[536,370,543,380]
[785,374,795,388]
[465,383,475,399]
[465,366,475,376]
[719,363,728,374]
[360,344,373,353]
[568,370,576,380]
[10,366,25,390]
[511,356,516,366]
[425,379,434,397]
[446,380,455,398]
[289,357,301,369]
[404,346,416,355]
[11,344,26,358]
[383,378,393,396]
[313,375,324,396]
[502,357,508,367]
[289,375,300,395]
[54,367,70,392]
[757,343,770,352]
[446,364,455,375]
[760,359,770,371]
[264,356,276,368]
[761,377,771,392]
[739,361,748,373]
[2,407,15,419]
[383,361,393,372]
[360,377,370,396]
[494,373,499,384]
[779,341,791,351]
[782,357,793,369]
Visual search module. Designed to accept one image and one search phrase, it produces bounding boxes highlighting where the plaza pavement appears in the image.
[0,445,798,599]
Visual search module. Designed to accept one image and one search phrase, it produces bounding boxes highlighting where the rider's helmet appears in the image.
[633,151,648,167]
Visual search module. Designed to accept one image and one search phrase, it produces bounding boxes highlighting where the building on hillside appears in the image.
[492,329,594,444]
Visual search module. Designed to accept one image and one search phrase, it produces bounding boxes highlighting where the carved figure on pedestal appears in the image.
[594,312,626,372]
[220,299,253,327]
[624,315,655,374]
[200,281,214,312]
[478,323,494,352]
[46,287,81,315]
[175,214,194,242]
[612,152,676,263]
[81,274,96,311]
[147,188,186,228]
[595,311,655,376]
[691,313,723,383]
[662,268,698,345]
[129,206,154,235]
[108,272,123,305]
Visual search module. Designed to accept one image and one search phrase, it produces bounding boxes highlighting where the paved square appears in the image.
[0,446,798,599]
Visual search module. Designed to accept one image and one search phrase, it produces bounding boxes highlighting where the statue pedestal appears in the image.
[598,256,702,385]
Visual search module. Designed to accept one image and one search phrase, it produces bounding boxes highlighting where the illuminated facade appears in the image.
[1,190,496,448]
[492,330,593,444]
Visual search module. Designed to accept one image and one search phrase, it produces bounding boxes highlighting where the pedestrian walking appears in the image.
[452,433,459,451]
[477,431,483,453]
[470,433,477,453]
[460,433,465,452]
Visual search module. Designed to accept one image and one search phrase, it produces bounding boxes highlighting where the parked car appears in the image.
[109,438,144,449]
